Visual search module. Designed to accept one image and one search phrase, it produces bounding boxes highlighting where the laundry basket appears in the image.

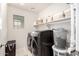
[52,45,69,56]
[53,28,68,49]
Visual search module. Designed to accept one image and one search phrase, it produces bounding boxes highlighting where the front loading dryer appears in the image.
[38,30,54,56]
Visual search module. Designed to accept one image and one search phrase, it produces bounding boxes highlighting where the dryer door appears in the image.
[27,33,32,53]
[32,37,38,56]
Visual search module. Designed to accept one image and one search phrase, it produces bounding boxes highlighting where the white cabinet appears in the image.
[52,45,68,56]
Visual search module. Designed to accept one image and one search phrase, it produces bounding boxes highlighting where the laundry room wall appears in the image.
[39,3,70,20]
[0,4,1,40]
[37,3,71,42]
[0,3,7,56]
[7,5,38,56]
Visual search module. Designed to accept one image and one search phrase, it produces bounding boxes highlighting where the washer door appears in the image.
[32,39,38,56]
[27,33,32,53]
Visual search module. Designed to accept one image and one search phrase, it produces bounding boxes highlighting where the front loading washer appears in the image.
[28,30,54,56]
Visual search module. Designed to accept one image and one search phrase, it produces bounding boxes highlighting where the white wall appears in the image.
[0,3,7,56]
[39,3,70,21]
[7,5,38,56]
[38,4,71,30]
[0,4,1,39]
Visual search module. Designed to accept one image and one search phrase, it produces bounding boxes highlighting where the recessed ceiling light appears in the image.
[66,3,70,5]
[31,8,36,11]
[19,3,25,6]
[31,8,35,10]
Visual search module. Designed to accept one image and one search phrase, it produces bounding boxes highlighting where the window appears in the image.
[13,15,24,29]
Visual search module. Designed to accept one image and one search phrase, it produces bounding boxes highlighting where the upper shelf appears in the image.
[33,17,71,27]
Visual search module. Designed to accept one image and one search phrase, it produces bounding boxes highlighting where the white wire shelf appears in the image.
[33,17,71,27]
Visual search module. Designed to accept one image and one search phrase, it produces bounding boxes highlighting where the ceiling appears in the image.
[8,3,52,14]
